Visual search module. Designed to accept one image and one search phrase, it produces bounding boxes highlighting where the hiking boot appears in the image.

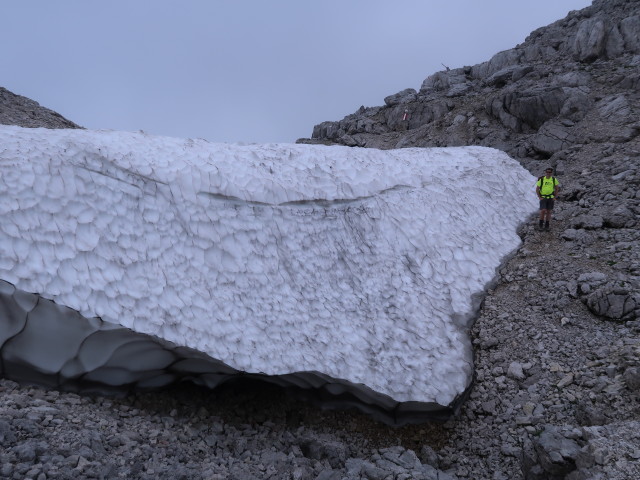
[544,222,550,231]
[538,220,544,230]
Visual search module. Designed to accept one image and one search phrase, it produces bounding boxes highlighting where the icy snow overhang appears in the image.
[0,126,537,425]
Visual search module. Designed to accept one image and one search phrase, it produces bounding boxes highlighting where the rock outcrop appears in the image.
[303,0,640,164]
[0,87,81,130]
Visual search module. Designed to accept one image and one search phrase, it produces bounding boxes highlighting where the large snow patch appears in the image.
[0,126,537,424]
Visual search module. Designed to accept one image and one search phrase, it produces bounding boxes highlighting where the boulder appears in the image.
[446,82,472,98]
[384,88,417,107]
[532,121,577,156]
[559,90,592,121]
[602,205,636,228]
[561,228,588,242]
[570,422,640,479]
[606,23,626,58]
[573,18,608,62]
[597,94,631,122]
[574,403,608,426]
[420,68,467,92]
[298,436,348,468]
[483,65,536,87]
[620,15,640,52]
[573,15,629,61]
[571,214,604,230]
[586,284,638,320]
[623,366,640,391]
[407,100,451,127]
[471,49,522,80]
[557,71,591,87]
[523,426,581,479]
[487,86,578,132]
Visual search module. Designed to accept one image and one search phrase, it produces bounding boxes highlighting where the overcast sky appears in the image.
[2,1,591,144]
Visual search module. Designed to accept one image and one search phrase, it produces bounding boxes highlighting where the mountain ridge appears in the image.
[301,0,639,167]
[0,86,81,130]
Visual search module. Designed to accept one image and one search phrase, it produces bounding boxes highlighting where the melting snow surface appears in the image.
[0,125,537,406]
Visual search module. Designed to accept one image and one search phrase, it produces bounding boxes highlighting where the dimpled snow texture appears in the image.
[0,126,537,422]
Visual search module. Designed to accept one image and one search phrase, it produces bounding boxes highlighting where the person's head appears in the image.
[544,167,553,177]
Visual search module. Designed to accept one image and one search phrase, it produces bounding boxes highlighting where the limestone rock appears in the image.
[384,88,417,106]
[507,361,526,380]
[471,49,522,80]
[557,71,591,87]
[574,403,608,426]
[620,15,640,52]
[298,436,348,468]
[561,228,588,242]
[420,69,468,92]
[306,0,640,166]
[487,86,584,133]
[597,94,632,122]
[532,120,577,155]
[0,87,81,130]
[623,366,640,391]
[486,66,533,87]
[573,18,608,62]
[585,284,638,320]
[602,205,637,228]
[523,426,581,479]
[571,214,604,230]
[571,422,640,479]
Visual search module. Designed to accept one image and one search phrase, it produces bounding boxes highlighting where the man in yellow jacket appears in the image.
[536,168,560,231]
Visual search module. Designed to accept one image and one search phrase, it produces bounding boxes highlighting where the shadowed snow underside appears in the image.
[0,279,462,426]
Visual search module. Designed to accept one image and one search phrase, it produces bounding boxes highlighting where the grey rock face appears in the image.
[0,87,81,129]
[420,69,468,93]
[623,366,640,391]
[585,285,637,320]
[384,88,417,106]
[621,15,640,51]
[571,214,604,230]
[557,71,591,87]
[524,422,640,480]
[486,66,533,87]
[471,49,522,80]
[573,18,609,62]
[303,0,640,160]
[597,94,631,122]
[531,120,577,155]
[489,86,576,132]
[535,426,581,477]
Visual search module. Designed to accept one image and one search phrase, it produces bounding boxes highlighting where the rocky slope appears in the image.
[0,87,81,130]
[303,0,640,164]
[299,0,640,477]
[1,0,639,478]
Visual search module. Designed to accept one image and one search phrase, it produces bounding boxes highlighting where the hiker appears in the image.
[535,167,560,231]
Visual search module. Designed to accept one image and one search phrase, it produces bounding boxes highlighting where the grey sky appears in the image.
[2,1,591,144]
